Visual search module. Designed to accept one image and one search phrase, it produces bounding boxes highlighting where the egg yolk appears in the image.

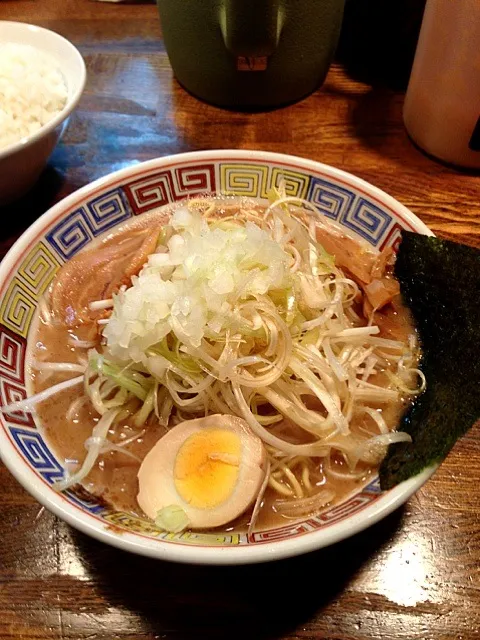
[174,429,241,509]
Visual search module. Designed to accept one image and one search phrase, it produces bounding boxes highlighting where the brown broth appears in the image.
[30,302,417,532]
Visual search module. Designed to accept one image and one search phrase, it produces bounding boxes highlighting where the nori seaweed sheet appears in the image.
[379,231,480,490]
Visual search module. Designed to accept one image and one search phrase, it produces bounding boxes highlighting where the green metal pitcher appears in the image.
[156,0,345,109]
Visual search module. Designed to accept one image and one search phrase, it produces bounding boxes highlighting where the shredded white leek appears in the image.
[21,194,424,523]
[52,408,120,491]
[1,375,84,414]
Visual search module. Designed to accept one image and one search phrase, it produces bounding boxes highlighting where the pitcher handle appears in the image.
[221,0,283,57]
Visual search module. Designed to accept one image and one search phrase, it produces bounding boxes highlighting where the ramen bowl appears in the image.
[0,150,435,564]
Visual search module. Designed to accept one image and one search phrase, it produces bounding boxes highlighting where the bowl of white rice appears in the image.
[0,21,86,204]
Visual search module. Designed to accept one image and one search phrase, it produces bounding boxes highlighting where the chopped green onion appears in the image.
[155,505,190,533]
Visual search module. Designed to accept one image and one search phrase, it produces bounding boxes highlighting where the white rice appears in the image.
[0,43,68,151]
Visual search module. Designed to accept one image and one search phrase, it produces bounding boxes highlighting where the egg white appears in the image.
[137,414,267,529]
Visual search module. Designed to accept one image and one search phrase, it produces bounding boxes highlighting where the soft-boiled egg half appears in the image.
[137,414,267,530]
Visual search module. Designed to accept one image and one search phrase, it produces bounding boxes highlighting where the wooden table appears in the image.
[1,2,480,639]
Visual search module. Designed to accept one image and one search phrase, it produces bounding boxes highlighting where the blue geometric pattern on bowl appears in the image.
[341,197,392,245]
[46,187,133,260]
[9,426,65,484]
[306,176,356,222]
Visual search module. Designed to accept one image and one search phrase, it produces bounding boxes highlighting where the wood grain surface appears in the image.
[1,2,479,639]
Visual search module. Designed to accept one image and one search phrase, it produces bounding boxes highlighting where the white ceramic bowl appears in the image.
[0,150,436,564]
[0,21,86,204]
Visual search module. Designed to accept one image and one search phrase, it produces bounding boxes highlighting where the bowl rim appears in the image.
[0,21,87,161]
[0,149,436,564]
